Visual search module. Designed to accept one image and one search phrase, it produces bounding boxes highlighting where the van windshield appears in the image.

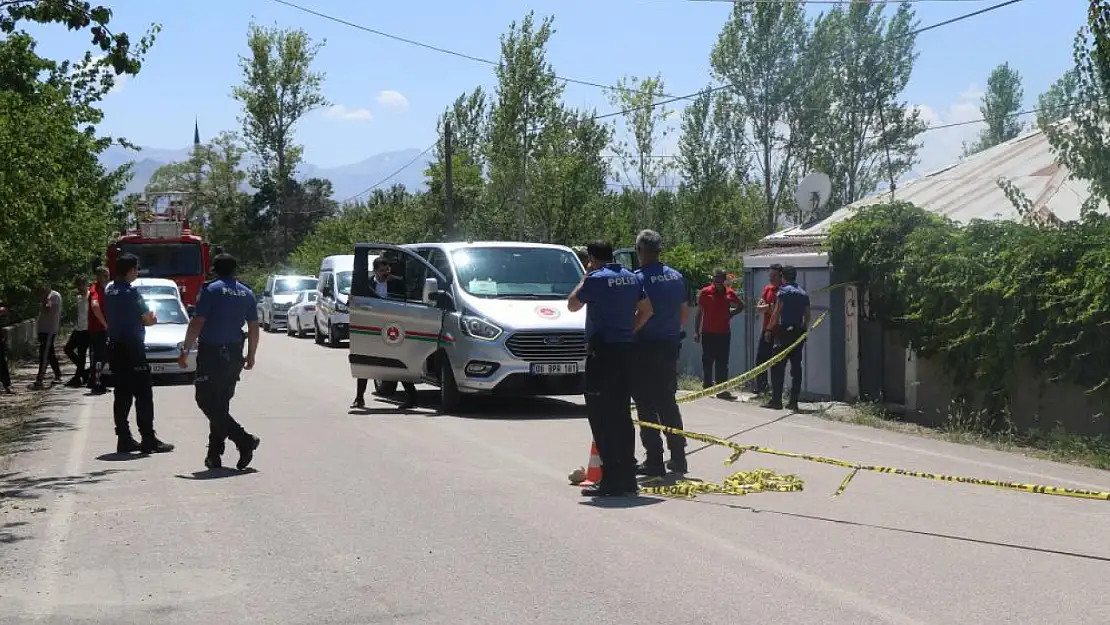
[451,247,584,299]
[274,277,317,294]
[336,271,353,295]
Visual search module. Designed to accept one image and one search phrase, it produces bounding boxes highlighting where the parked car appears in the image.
[102,292,197,383]
[348,241,587,412]
[259,274,318,333]
[285,290,318,338]
[314,255,355,348]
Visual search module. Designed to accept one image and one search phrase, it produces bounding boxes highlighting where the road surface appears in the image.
[2,331,1109,624]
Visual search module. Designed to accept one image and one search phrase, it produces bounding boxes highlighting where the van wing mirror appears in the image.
[422,277,440,305]
[435,290,455,311]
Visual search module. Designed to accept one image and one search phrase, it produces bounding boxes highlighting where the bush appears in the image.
[827,201,1110,414]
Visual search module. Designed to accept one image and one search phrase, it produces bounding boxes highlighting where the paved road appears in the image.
[2,332,1110,624]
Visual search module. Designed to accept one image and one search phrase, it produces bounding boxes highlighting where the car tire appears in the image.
[297,319,308,338]
[373,380,397,397]
[439,356,461,413]
[314,319,325,345]
[286,320,295,336]
[327,321,340,348]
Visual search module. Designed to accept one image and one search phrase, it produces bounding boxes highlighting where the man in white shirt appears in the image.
[64,276,91,387]
[352,258,418,410]
[32,284,63,389]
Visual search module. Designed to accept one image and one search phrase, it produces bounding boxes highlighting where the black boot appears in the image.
[116,435,141,454]
[204,447,223,469]
[636,453,666,478]
[140,435,175,454]
[236,435,260,470]
[667,448,688,473]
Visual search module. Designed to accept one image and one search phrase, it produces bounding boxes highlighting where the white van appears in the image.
[314,255,355,347]
[259,274,318,332]
[347,241,587,411]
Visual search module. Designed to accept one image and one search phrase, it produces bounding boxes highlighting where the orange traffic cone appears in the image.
[580,442,603,486]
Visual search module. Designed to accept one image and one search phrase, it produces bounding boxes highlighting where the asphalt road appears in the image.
[2,331,1110,624]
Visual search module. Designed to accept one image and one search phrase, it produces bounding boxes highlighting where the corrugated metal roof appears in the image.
[761,126,1108,245]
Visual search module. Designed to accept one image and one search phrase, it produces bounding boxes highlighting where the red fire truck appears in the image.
[105,192,218,307]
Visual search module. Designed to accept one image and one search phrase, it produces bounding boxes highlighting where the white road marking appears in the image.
[24,398,92,617]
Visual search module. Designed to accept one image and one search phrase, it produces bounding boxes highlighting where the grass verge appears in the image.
[813,401,1110,471]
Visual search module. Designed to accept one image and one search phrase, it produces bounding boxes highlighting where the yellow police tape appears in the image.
[632,420,1110,502]
[637,469,805,499]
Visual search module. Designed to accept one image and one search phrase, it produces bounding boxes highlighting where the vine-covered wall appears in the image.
[826,201,1110,427]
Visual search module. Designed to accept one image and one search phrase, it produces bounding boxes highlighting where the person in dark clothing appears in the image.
[179,253,261,470]
[104,254,174,454]
[630,229,690,477]
[694,270,743,400]
[764,265,811,411]
[0,300,11,395]
[569,240,653,498]
[63,276,91,387]
[753,264,784,394]
[352,257,417,410]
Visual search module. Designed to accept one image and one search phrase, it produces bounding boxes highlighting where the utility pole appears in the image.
[443,119,457,241]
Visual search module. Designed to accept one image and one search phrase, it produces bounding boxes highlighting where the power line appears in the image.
[686,0,989,3]
[341,142,437,203]
[588,0,1027,122]
[267,0,680,101]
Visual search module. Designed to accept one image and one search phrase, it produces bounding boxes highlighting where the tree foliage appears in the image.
[828,202,1110,416]
[963,62,1026,156]
[1035,68,1080,129]
[0,2,157,318]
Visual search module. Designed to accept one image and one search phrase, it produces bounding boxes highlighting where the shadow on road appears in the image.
[94,452,150,462]
[0,520,32,544]
[579,495,664,509]
[350,390,587,421]
[1,391,81,457]
[175,467,259,481]
[0,468,124,500]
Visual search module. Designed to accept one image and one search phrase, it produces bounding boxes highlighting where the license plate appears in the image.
[530,363,578,375]
[150,364,167,373]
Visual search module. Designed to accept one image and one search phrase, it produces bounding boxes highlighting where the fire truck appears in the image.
[105,191,219,308]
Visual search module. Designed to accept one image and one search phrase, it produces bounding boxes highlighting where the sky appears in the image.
[29,0,1087,178]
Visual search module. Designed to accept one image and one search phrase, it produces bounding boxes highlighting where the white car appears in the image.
[285,290,318,338]
[102,293,197,381]
[133,277,183,300]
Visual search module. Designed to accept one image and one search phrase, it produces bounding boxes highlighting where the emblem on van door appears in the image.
[543,335,564,345]
[535,305,560,319]
[383,323,404,345]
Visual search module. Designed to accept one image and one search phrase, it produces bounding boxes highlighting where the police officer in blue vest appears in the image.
[765,265,811,411]
[631,230,690,477]
[568,240,653,497]
[178,253,261,470]
[104,253,175,455]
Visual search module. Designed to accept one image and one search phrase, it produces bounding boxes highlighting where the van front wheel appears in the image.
[373,380,397,397]
[314,319,325,345]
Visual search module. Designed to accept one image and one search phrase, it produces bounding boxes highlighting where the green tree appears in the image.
[0,3,157,317]
[710,0,808,231]
[1035,68,1081,129]
[484,12,566,239]
[808,2,926,212]
[1042,2,1110,213]
[606,73,674,230]
[145,131,250,231]
[963,62,1026,156]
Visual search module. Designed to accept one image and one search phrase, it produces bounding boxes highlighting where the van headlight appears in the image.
[335,302,349,314]
[460,315,502,341]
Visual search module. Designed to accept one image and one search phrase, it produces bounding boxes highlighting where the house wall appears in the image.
[909,355,1110,437]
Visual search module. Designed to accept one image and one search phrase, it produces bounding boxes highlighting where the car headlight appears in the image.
[459,315,502,341]
[335,302,349,314]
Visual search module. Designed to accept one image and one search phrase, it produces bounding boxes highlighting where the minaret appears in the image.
[194,118,200,146]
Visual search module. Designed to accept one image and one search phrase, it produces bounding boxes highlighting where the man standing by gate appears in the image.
[765,265,810,411]
[179,253,261,471]
[753,264,783,394]
[694,270,743,400]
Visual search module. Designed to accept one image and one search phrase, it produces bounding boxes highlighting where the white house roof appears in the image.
[760,126,1107,246]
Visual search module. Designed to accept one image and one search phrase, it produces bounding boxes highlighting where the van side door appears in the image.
[349,244,449,383]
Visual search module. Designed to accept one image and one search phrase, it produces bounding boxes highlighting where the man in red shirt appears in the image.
[753,264,783,394]
[694,269,743,400]
[86,267,110,394]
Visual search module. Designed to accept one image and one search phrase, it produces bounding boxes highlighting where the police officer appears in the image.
[630,230,689,477]
[568,240,653,497]
[103,253,174,455]
[765,265,811,411]
[178,253,261,470]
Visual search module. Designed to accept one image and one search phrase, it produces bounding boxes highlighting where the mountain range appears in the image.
[99,144,431,201]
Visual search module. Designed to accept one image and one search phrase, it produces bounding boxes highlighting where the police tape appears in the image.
[632,310,830,410]
[638,469,804,499]
[631,420,1110,502]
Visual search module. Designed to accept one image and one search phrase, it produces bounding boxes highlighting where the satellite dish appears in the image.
[795,172,832,216]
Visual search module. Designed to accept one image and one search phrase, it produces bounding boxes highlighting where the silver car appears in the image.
[102,294,197,381]
[347,241,587,412]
